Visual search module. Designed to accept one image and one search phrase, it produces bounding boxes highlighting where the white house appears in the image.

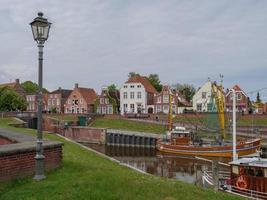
[120,75,157,115]
[192,80,213,112]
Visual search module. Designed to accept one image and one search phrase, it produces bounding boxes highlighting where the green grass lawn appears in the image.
[0,118,243,200]
[174,114,267,127]
[90,118,167,134]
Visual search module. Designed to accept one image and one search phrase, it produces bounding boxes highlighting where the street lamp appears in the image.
[30,12,51,180]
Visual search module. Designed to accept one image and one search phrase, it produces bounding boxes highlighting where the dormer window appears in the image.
[137,85,141,88]
[124,85,127,88]
[130,85,134,88]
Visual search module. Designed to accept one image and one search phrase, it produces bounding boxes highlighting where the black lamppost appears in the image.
[30,12,51,180]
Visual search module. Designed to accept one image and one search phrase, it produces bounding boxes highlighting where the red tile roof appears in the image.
[0,82,16,89]
[126,75,157,93]
[77,88,97,104]
[231,85,247,96]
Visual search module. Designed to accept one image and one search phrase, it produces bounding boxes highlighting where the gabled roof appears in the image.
[0,82,17,89]
[51,89,72,98]
[226,85,247,97]
[126,75,157,93]
[77,87,97,104]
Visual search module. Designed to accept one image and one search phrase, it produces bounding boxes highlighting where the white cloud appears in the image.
[0,0,266,95]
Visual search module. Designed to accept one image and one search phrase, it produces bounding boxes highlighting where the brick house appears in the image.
[26,93,48,112]
[120,75,157,115]
[64,84,97,114]
[154,85,191,114]
[47,87,72,113]
[95,86,120,114]
[225,85,248,113]
[154,85,177,114]
[0,79,26,98]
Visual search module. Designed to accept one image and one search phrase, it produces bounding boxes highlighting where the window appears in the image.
[81,108,85,113]
[123,85,127,88]
[80,99,83,104]
[202,92,206,99]
[197,103,202,112]
[68,99,71,104]
[237,93,242,100]
[123,92,127,99]
[163,95,169,103]
[105,98,109,104]
[130,85,134,88]
[52,99,55,106]
[130,104,135,112]
[97,107,101,114]
[48,99,51,106]
[57,99,60,106]
[100,98,105,104]
[137,92,141,99]
[137,85,141,88]
[108,105,113,114]
[130,92,134,99]
[163,105,169,111]
[77,107,79,113]
[123,104,128,113]
[156,105,162,112]
[102,107,106,114]
[157,96,161,103]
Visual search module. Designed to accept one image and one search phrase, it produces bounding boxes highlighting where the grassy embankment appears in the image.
[0,117,243,200]
[90,118,167,134]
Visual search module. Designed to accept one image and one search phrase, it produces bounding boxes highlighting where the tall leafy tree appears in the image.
[0,88,27,111]
[21,81,49,93]
[256,92,261,103]
[108,84,117,92]
[146,74,162,92]
[128,72,140,78]
[172,83,196,102]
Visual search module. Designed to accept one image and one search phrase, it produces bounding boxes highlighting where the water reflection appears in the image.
[83,143,229,186]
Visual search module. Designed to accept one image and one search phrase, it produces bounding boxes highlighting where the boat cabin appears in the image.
[229,157,267,197]
[170,126,193,145]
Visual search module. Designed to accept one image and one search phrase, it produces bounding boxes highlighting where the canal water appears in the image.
[83,143,230,186]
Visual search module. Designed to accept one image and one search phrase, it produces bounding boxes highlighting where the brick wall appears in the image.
[63,126,106,144]
[0,145,62,182]
[0,137,13,145]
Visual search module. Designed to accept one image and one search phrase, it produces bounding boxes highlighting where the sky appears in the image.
[0,0,267,100]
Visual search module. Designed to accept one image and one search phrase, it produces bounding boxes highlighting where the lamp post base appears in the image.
[33,154,46,181]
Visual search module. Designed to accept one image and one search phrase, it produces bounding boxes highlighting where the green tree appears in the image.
[22,81,49,93]
[128,72,140,78]
[256,92,261,103]
[108,84,117,93]
[146,74,162,92]
[0,88,27,111]
[172,83,196,102]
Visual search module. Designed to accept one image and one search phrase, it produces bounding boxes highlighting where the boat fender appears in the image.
[236,176,248,190]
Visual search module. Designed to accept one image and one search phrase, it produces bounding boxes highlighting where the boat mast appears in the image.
[232,88,238,161]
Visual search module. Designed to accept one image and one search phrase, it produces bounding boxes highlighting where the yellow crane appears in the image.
[211,82,225,139]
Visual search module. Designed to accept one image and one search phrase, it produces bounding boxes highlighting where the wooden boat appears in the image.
[156,127,261,157]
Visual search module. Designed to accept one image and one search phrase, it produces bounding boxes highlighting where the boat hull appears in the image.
[157,139,261,157]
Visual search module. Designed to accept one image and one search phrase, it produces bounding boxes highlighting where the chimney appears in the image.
[15,79,19,84]
[75,83,79,89]
[58,87,62,90]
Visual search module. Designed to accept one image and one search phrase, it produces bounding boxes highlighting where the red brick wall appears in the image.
[63,127,106,144]
[0,146,62,182]
[0,137,13,145]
